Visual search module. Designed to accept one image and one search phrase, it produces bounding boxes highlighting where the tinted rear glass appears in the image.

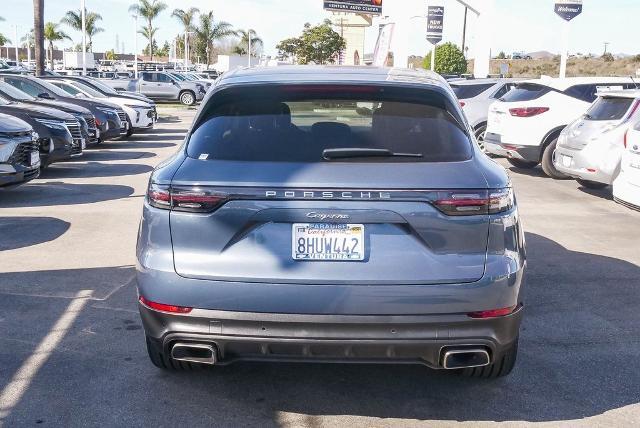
[451,83,495,99]
[187,86,472,163]
[500,83,551,102]
[586,97,635,121]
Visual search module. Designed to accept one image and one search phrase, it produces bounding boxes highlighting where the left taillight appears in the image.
[433,188,515,216]
[509,107,549,117]
[147,183,228,213]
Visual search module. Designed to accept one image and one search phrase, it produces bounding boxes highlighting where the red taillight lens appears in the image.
[434,188,514,216]
[509,107,549,117]
[468,305,519,319]
[147,183,228,212]
[139,295,193,314]
[95,117,102,126]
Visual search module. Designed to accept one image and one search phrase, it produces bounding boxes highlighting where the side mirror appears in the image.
[37,92,52,99]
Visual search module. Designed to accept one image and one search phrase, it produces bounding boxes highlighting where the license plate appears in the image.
[81,139,86,149]
[562,155,572,168]
[30,151,40,166]
[96,129,100,138]
[292,223,365,261]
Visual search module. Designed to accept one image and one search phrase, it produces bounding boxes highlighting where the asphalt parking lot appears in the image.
[0,108,638,427]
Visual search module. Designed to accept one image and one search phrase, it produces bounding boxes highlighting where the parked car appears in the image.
[100,71,206,105]
[0,80,98,145]
[169,72,213,90]
[0,74,128,142]
[613,120,640,210]
[43,78,155,137]
[451,78,522,150]
[137,66,526,378]
[0,113,40,187]
[46,75,157,120]
[0,95,82,168]
[485,77,636,178]
[554,90,640,189]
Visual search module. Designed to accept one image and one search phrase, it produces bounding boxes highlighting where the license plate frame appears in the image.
[29,151,40,166]
[292,223,365,261]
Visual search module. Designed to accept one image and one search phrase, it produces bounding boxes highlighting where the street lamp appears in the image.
[184,31,195,70]
[132,13,138,79]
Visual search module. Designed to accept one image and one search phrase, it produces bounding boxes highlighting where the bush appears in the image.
[423,42,468,75]
[496,51,507,60]
[632,54,640,63]
[602,52,614,62]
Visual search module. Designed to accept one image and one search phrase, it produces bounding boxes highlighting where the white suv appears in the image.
[484,77,636,178]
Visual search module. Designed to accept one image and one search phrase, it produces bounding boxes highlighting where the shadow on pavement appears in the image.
[77,151,156,162]
[577,186,613,200]
[0,234,638,425]
[0,183,135,208]
[39,163,153,179]
[0,217,70,252]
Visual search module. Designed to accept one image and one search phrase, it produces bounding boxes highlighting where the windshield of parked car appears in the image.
[49,81,82,96]
[82,78,120,95]
[450,83,495,99]
[69,81,107,98]
[188,86,472,163]
[500,83,552,102]
[0,81,36,101]
[30,78,76,97]
[585,97,635,121]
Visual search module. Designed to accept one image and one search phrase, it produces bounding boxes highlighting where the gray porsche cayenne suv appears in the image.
[137,66,526,378]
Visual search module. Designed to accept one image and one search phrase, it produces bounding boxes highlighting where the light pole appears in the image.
[133,14,138,79]
[13,25,18,64]
[248,30,252,67]
[81,0,86,75]
[184,31,194,70]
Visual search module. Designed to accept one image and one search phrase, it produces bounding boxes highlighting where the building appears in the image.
[330,12,373,66]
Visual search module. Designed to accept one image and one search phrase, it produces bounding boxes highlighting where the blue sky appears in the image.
[1,0,639,58]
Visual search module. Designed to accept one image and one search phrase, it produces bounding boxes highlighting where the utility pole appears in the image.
[133,14,138,78]
[334,17,349,65]
[461,7,468,57]
[248,31,252,67]
[81,0,86,75]
[604,42,610,55]
[14,25,18,63]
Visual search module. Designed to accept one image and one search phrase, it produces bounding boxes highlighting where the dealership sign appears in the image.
[323,0,383,15]
[554,0,583,21]
[427,6,445,45]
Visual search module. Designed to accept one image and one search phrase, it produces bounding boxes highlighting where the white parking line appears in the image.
[0,289,93,420]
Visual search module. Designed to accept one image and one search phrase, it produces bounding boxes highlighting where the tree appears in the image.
[602,52,614,62]
[496,51,507,60]
[44,22,70,70]
[171,7,199,61]
[139,27,158,56]
[0,34,10,46]
[234,29,263,57]
[105,49,117,60]
[194,11,235,67]
[423,42,468,74]
[33,0,45,75]
[155,41,171,57]
[276,20,345,65]
[129,0,167,61]
[61,9,104,51]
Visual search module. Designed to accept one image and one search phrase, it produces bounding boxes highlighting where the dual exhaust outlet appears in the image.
[171,342,490,370]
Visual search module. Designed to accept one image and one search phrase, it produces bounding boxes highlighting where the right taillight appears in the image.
[434,188,514,216]
[509,107,549,117]
[147,183,228,213]
[624,129,629,148]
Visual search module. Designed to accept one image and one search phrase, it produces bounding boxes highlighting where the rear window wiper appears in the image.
[323,148,423,160]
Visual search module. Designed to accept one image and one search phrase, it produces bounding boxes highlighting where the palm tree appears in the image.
[33,0,45,75]
[61,9,104,52]
[234,29,263,56]
[43,22,70,70]
[129,0,167,61]
[0,34,10,47]
[138,27,158,56]
[171,7,198,60]
[195,11,235,67]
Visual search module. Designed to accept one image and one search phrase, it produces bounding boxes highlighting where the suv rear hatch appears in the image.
[162,84,497,285]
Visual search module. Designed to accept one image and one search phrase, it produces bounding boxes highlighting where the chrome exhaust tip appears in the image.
[171,342,217,365]
[442,348,490,370]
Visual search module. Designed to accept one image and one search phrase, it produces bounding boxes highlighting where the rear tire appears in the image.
[145,336,203,371]
[474,123,487,152]
[458,338,518,378]
[507,158,538,169]
[179,91,196,106]
[576,179,608,190]
[541,138,569,179]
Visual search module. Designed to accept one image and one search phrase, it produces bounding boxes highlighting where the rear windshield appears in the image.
[451,83,495,99]
[585,97,635,121]
[500,83,551,102]
[187,86,472,163]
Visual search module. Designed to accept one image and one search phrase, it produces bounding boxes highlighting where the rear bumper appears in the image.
[485,133,541,163]
[554,145,620,185]
[141,303,523,368]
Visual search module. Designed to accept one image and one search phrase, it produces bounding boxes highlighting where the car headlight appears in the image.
[33,118,67,130]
